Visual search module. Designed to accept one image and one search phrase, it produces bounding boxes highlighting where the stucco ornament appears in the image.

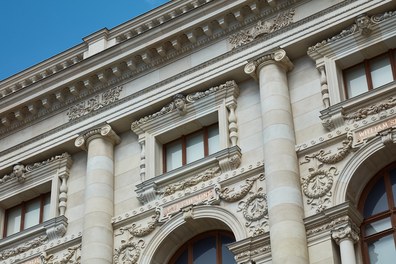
[238,188,269,236]
[173,93,187,116]
[216,173,264,203]
[40,244,81,264]
[301,165,339,212]
[343,96,396,122]
[0,235,47,260]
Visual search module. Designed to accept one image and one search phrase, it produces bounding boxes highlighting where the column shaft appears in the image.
[251,50,309,264]
[339,239,357,264]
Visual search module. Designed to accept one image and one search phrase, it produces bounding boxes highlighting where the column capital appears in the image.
[244,49,293,80]
[75,124,121,151]
[331,223,360,244]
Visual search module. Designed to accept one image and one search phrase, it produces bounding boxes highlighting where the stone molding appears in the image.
[40,243,81,264]
[304,201,362,243]
[244,49,293,80]
[74,124,121,151]
[228,233,271,264]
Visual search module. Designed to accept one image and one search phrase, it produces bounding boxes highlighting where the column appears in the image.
[75,124,120,264]
[332,224,359,264]
[245,49,309,264]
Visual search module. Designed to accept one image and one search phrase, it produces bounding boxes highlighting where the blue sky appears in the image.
[0,0,169,81]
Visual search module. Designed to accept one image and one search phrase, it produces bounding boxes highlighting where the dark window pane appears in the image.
[390,168,396,205]
[221,235,236,264]
[365,217,392,236]
[174,248,188,264]
[364,178,389,217]
[193,236,216,264]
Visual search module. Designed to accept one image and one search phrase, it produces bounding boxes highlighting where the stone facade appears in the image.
[1,0,396,263]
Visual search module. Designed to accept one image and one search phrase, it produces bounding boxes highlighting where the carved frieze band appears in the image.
[0,152,71,185]
[131,80,238,130]
[343,96,396,122]
[229,9,295,49]
[308,10,396,53]
[40,244,82,264]
[0,235,47,260]
[244,49,293,80]
[67,85,123,121]
[75,124,121,151]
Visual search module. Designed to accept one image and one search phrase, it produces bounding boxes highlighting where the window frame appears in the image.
[358,162,396,264]
[3,192,50,238]
[343,49,396,99]
[162,124,218,173]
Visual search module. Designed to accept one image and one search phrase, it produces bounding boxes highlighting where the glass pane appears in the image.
[221,235,236,264]
[370,55,393,88]
[174,248,188,264]
[193,236,217,264]
[6,207,21,236]
[24,199,40,229]
[368,234,396,264]
[364,178,389,218]
[42,194,51,222]
[365,217,392,236]
[166,139,182,172]
[208,126,220,155]
[186,132,204,164]
[390,168,396,205]
[345,64,368,98]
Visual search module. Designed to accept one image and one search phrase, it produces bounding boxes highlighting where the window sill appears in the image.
[320,81,396,131]
[135,146,241,204]
[0,215,67,257]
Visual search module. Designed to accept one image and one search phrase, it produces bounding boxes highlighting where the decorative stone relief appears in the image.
[66,85,123,121]
[40,244,81,264]
[0,235,47,260]
[227,103,238,146]
[216,174,264,203]
[157,166,221,196]
[301,165,339,212]
[229,9,295,49]
[343,97,396,122]
[75,124,121,151]
[331,223,360,244]
[306,216,350,237]
[131,81,238,129]
[114,211,160,264]
[308,10,396,52]
[318,66,330,108]
[238,188,268,236]
[0,164,26,184]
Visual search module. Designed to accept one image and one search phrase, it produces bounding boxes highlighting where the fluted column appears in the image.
[245,49,309,264]
[75,124,120,264]
[332,224,359,264]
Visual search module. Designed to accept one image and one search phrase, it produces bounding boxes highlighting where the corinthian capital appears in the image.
[75,124,121,151]
[244,49,293,80]
[331,223,359,244]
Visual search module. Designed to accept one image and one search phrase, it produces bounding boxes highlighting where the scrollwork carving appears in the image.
[41,244,81,264]
[216,174,264,203]
[114,239,145,264]
[116,210,160,239]
[0,235,47,260]
[343,97,396,122]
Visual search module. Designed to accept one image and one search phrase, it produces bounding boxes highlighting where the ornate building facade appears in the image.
[0,0,395,263]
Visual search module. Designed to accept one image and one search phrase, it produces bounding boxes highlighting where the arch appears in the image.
[141,205,246,264]
[333,136,396,206]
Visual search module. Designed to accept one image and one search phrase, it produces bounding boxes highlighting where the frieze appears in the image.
[0,236,47,261]
[216,173,264,203]
[238,188,268,236]
[229,9,295,49]
[0,152,70,185]
[343,96,396,122]
[306,216,349,237]
[308,10,396,53]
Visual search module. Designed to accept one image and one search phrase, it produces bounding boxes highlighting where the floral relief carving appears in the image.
[229,9,295,49]
[0,235,47,260]
[238,188,269,236]
[40,244,81,264]
[301,165,339,212]
[66,86,123,121]
[343,97,396,122]
[306,216,349,236]
[157,166,221,196]
[114,210,160,264]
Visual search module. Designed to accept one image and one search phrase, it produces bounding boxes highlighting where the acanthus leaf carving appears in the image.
[0,235,47,260]
[343,97,396,122]
[41,244,81,264]
[216,173,264,203]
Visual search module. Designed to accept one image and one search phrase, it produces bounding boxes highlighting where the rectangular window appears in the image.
[4,193,50,237]
[163,124,219,172]
[343,49,396,98]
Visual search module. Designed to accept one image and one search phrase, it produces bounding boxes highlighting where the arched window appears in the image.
[359,162,396,263]
[168,230,236,264]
